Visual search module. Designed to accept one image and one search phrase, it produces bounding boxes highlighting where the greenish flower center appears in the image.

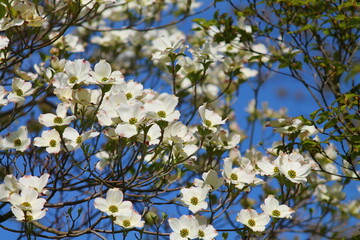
[126,93,132,100]
[49,139,57,147]
[230,173,238,181]
[190,197,199,205]
[69,76,78,84]
[22,202,31,208]
[198,230,205,238]
[180,228,189,237]
[288,170,297,178]
[122,220,131,227]
[157,110,166,118]
[53,116,63,124]
[129,117,137,125]
[76,136,82,144]
[204,120,212,127]
[248,219,256,227]
[273,166,279,173]
[272,210,281,217]
[14,139,22,147]
[108,205,118,213]
[16,89,24,96]
[101,77,108,82]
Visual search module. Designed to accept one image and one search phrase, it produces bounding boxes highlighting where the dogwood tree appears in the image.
[0,0,359,239]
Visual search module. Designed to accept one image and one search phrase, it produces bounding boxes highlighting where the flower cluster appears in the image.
[257,152,313,184]
[94,188,144,229]
[237,195,294,232]
[168,215,217,240]
[0,173,49,222]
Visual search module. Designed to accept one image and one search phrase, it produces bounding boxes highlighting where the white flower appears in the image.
[18,173,50,196]
[168,215,199,240]
[9,188,46,212]
[52,59,91,88]
[0,86,8,106]
[0,35,9,50]
[94,188,133,217]
[38,103,76,127]
[90,60,124,85]
[236,209,270,232]
[95,151,111,171]
[138,124,161,145]
[257,157,279,176]
[223,158,255,190]
[152,36,185,61]
[195,216,218,240]
[163,121,189,144]
[11,206,47,222]
[145,93,180,122]
[0,175,19,202]
[113,210,145,229]
[279,160,311,184]
[2,126,31,152]
[180,186,209,214]
[115,102,147,138]
[34,129,62,154]
[198,103,226,132]
[194,170,224,191]
[189,40,224,62]
[63,127,99,151]
[260,195,294,219]
[111,80,143,101]
[7,78,35,104]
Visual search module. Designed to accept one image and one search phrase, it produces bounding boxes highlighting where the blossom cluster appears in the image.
[94,188,144,229]
[0,173,49,222]
[236,195,294,232]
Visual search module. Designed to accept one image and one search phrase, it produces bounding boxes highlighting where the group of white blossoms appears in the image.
[0,57,313,238]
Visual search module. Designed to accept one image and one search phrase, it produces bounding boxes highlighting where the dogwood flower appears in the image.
[0,175,19,202]
[52,59,91,88]
[0,86,8,106]
[2,126,31,152]
[260,195,294,219]
[189,40,224,62]
[9,188,46,212]
[163,121,189,144]
[196,216,218,240]
[152,36,185,61]
[63,127,99,151]
[223,158,255,190]
[34,129,62,154]
[168,215,199,240]
[7,78,35,104]
[138,124,161,145]
[0,35,9,50]
[95,151,112,171]
[145,93,180,122]
[198,103,226,132]
[194,170,224,191]
[89,60,124,85]
[111,80,143,101]
[236,209,270,232]
[38,103,76,127]
[115,102,147,138]
[257,157,280,176]
[113,210,145,229]
[180,186,209,214]
[18,173,50,196]
[94,188,133,217]
[279,160,311,184]
[11,206,47,222]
